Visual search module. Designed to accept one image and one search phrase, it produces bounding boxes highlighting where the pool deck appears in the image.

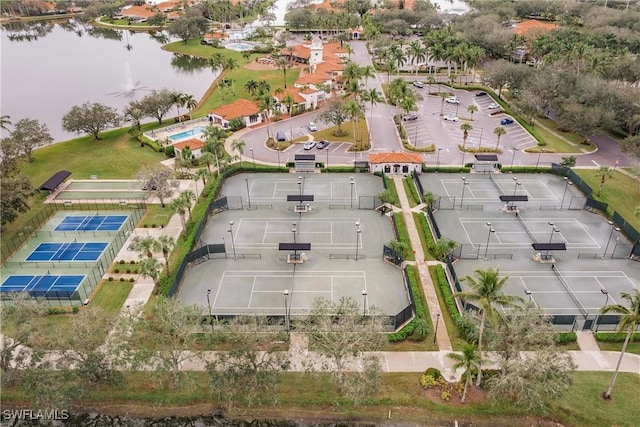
[144,118,211,145]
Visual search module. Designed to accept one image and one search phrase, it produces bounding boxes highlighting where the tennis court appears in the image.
[26,242,108,262]
[54,215,128,231]
[0,274,85,297]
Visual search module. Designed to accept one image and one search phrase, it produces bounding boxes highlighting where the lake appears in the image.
[0,20,216,142]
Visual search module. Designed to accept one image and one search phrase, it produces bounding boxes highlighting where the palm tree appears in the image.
[493,126,506,152]
[157,235,175,275]
[183,94,197,114]
[244,79,259,97]
[171,92,186,122]
[426,76,436,95]
[195,168,209,187]
[362,88,383,121]
[139,257,162,286]
[449,343,483,403]
[134,236,160,259]
[180,190,196,217]
[408,40,426,76]
[230,139,245,158]
[259,94,276,139]
[275,57,289,88]
[596,166,614,197]
[0,115,11,131]
[200,151,215,174]
[123,105,145,131]
[460,123,473,166]
[170,196,189,232]
[467,105,478,121]
[438,92,449,115]
[453,268,523,386]
[344,99,362,144]
[360,65,375,88]
[600,290,640,399]
[224,57,238,94]
[282,94,296,137]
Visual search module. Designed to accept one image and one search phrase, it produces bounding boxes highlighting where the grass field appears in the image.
[90,280,134,314]
[597,341,640,355]
[574,169,640,230]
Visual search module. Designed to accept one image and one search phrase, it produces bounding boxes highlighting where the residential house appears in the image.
[273,87,307,116]
[173,138,205,159]
[368,153,424,175]
[207,99,263,129]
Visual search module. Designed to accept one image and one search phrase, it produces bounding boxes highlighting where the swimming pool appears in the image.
[56,191,148,200]
[225,42,254,52]
[168,126,206,142]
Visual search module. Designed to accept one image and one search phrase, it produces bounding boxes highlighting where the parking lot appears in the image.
[404,82,538,160]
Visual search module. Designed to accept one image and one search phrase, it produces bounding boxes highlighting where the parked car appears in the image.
[303,140,317,150]
[443,115,459,122]
[276,131,286,141]
[403,112,419,121]
[476,91,488,97]
[316,140,330,149]
[412,81,424,88]
[500,118,514,125]
[488,103,500,109]
[308,122,318,132]
[445,96,460,104]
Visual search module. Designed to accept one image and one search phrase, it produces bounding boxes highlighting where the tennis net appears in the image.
[489,173,503,195]
[552,264,588,317]
[515,213,537,243]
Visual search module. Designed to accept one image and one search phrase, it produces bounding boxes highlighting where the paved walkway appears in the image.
[392,175,453,351]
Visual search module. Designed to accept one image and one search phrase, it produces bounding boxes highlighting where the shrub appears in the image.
[72,306,79,314]
[119,277,125,282]
[47,308,63,315]
[434,265,477,343]
[108,277,114,281]
[114,268,120,273]
[119,260,126,264]
[420,374,438,388]
[126,269,131,274]
[409,317,429,341]
[130,260,136,264]
[151,223,156,228]
[595,332,640,342]
[164,145,175,157]
[556,331,577,343]
[425,367,443,380]
[129,278,135,283]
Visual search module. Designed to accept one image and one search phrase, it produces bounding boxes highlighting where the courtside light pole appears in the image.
[245,178,251,209]
[355,221,361,261]
[228,221,236,259]
[206,289,214,333]
[560,177,573,210]
[459,176,468,210]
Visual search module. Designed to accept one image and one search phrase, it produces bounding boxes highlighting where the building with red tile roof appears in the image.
[368,153,424,175]
[208,99,263,129]
[172,138,205,158]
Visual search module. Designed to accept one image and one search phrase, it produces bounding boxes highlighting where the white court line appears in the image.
[247,276,257,307]
[212,270,227,307]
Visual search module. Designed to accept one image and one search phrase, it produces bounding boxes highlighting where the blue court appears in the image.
[26,242,108,262]
[55,215,127,232]
[1,275,85,297]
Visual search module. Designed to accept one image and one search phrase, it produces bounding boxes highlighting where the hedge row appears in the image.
[405,177,422,206]
[384,176,401,206]
[556,331,577,343]
[500,166,554,174]
[392,213,415,261]
[433,265,475,342]
[595,332,640,342]
[389,265,428,342]
[417,213,436,260]
[422,166,470,173]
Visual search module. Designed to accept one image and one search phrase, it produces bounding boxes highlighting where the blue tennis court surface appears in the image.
[55,215,127,231]
[1,275,85,296]
[26,242,108,262]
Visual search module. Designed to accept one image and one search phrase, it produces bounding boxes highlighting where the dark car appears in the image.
[276,131,286,141]
[500,118,514,125]
[476,91,488,97]
[316,140,330,149]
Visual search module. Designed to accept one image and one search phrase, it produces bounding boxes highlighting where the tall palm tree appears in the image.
[362,88,383,121]
[183,94,197,114]
[596,166,614,197]
[171,92,186,122]
[199,151,215,174]
[275,57,289,88]
[157,235,175,275]
[134,236,160,259]
[195,168,209,187]
[124,105,145,131]
[180,190,196,217]
[438,92,449,115]
[360,65,375,88]
[467,105,478,121]
[426,76,436,95]
[493,126,506,151]
[139,257,162,286]
[224,57,238,94]
[244,79,259,97]
[448,343,483,403]
[344,99,362,144]
[282,94,296,137]
[454,268,523,386]
[230,139,245,158]
[600,290,640,399]
[388,44,405,76]
[408,41,426,76]
[258,94,276,139]
[170,196,189,232]
[460,123,473,166]
[0,115,11,131]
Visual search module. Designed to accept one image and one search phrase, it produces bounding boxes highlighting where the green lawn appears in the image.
[90,280,134,314]
[597,341,640,355]
[294,119,370,148]
[573,169,640,230]
[139,204,174,228]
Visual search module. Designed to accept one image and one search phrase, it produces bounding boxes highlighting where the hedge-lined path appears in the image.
[392,175,453,352]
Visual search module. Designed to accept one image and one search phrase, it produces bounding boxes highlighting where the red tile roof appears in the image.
[120,5,155,18]
[173,138,205,150]
[209,99,260,119]
[369,153,424,164]
[274,87,306,104]
[297,73,331,85]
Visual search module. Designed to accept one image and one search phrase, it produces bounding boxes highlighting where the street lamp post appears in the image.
[459,176,468,210]
[602,221,621,259]
[284,289,290,331]
[535,148,545,170]
[560,177,573,210]
[414,123,418,147]
[292,222,297,245]
[512,177,519,196]
[298,176,303,196]
[350,177,355,210]
[326,145,329,170]
[362,290,368,316]
[510,147,519,169]
[477,128,484,151]
[525,289,532,304]
[228,221,236,259]
[545,221,559,259]
[355,221,361,261]
[436,148,442,171]
[245,178,251,210]
[206,289,214,332]
[484,221,495,259]
[433,313,440,344]
[277,147,281,170]
[596,289,609,332]
[250,148,256,171]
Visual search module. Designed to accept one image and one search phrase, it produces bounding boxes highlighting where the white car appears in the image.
[303,140,317,150]
[445,96,460,104]
[412,81,424,88]
[443,115,459,122]
[308,122,318,132]
[488,103,500,109]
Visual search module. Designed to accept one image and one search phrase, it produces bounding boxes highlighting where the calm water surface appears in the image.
[1,20,216,142]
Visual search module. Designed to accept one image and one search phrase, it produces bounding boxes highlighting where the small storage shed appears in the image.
[368,153,424,175]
